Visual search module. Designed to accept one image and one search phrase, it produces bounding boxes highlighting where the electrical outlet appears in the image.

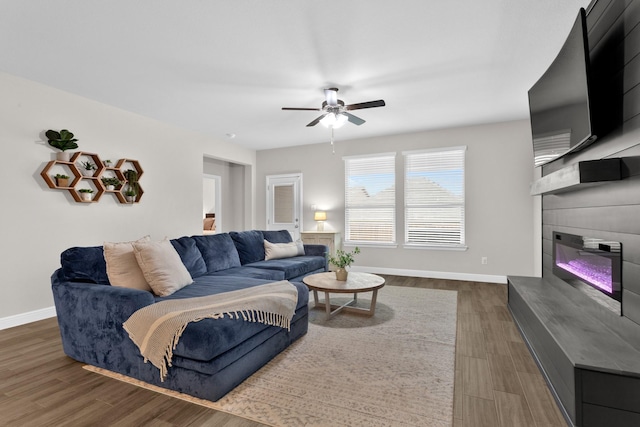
[481,257,488,265]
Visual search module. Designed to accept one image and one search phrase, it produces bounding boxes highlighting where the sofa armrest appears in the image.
[51,270,155,364]
[303,244,329,271]
[303,243,328,257]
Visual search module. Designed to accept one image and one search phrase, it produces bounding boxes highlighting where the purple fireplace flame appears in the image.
[553,231,621,303]
[556,258,613,293]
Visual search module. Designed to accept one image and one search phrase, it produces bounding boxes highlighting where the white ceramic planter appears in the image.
[56,152,72,161]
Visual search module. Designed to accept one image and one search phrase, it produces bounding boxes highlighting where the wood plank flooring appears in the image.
[0,276,567,426]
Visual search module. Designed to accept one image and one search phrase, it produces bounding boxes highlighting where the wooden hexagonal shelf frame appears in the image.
[40,160,82,189]
[40,152,143,204]
[71,152,106,179]
[116,159,144,204]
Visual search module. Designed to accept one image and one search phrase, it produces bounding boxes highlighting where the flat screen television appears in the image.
[528,8,597,167]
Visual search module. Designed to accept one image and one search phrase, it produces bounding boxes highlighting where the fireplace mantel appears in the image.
[530,158,622,195]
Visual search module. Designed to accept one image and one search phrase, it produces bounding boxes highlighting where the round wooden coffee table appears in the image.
[302,272,385,320]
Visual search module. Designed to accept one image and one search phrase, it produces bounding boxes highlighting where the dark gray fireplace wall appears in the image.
[542,0,640,325]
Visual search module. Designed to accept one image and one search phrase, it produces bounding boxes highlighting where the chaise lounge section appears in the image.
[52,230,328,401]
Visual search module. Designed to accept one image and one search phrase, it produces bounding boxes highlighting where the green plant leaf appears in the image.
[45,130,61,141]
[59,129,75,140]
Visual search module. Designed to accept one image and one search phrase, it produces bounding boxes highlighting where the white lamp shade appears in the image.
[314,211,327,221]
[320,113,347,129]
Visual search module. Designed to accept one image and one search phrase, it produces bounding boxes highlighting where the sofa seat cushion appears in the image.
[208,266,285,281]
[246,256,326,280]
[192,234,241,272]
[153,279,308,362]
[171,306,308,375]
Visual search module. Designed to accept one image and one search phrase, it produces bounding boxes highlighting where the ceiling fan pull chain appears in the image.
[331,128,335,154]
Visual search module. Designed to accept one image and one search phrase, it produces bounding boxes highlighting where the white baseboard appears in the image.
[350,266,507,284]
[0,306,57,330]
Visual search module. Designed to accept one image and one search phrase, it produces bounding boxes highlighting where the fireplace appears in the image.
[553,231,622,313]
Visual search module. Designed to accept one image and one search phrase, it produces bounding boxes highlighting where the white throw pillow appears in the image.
[132,237,193,297]
[104,236,152,291]
[264,239,305,261]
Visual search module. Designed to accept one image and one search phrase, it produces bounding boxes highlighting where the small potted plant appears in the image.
[328,247,361,281]
[78,188,94,202]
[103,159,112,167]
[124,169,139,203]
[101,176,121,191]
[54,173,70,187]
[79,160,97,176]
[123,189,136,203]
[45,129,78,161]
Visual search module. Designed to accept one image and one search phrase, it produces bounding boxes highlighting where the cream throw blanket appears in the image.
[123,280,298,381]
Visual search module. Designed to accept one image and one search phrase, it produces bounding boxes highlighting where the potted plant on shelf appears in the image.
[103,159,112,167]
[78,188,94,202]
[45,129,78,161]
[79,161,97,176]
[101,176,121,191]
[123,189,136,203]
[328,247,361,281]
[54,173,70,187]
[124,169,139,203]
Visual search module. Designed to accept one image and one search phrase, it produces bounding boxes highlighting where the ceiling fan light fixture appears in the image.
[320,112,348,129]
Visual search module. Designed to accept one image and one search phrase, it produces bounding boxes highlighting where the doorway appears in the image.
[266,173,302,240]
[203,174,221,233]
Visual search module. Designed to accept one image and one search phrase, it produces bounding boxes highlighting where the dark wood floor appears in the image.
[0,276,566,426]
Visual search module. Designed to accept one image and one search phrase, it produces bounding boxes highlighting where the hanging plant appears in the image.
[124,169,139,200]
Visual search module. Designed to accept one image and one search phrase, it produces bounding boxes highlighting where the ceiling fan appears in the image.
[282,88,385,128]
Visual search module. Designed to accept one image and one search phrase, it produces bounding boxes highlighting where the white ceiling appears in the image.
[1,0,592,150]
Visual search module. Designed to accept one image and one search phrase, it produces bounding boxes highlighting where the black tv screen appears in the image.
[528,8,596,167]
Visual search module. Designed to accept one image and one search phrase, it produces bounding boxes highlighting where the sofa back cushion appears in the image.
[170,236,207,278]
[133,238,193,296]
[60,246,110,284]
[104,236,152,291]
[192,233,241,272]
[261,229,293,244]
[229,230,266,265]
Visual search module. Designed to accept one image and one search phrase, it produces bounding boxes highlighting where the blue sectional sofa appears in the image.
[51,230,328,401]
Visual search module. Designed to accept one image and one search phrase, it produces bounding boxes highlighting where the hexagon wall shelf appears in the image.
[40,152,143,204]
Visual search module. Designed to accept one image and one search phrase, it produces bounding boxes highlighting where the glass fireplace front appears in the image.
[553,231,622,303]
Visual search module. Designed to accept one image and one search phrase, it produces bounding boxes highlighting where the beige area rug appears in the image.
[84,285,458,427]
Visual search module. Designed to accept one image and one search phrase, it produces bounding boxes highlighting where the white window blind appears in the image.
[344,153,396,244]
[404,147,465,247]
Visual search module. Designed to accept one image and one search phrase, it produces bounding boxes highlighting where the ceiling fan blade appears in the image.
[324,88,339,107]
[306,114,328,127]
[282,107,322,111]
[344,112,366,126]
[345,99,386,111]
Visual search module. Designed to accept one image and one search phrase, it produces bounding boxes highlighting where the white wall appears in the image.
[0,72,256,325]
[256,120,536,282]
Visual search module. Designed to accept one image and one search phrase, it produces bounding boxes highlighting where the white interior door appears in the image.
[266,173,302,240]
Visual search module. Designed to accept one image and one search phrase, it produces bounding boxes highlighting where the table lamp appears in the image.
[314,211,327,231]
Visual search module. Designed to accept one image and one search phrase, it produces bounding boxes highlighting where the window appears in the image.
[344,153,396,245]
[404,146,466,248]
